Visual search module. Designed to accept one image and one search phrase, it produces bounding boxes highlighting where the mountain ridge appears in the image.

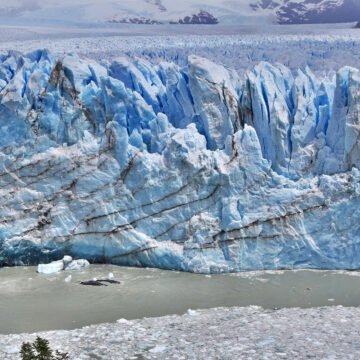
[0,0,358,25]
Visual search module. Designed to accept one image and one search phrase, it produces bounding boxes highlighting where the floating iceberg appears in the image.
[37,260,66,275]
[65,259,90,271]
[0,49,359,273]
[37,256,90,274]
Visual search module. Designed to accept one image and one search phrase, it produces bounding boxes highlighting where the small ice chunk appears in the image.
[37,260,64,274]
[107,272,115,280]
[257,338,275,346]
[186,309,199,316]
[65,259,90,271]
[149,345,167,353]
[64,275,72,283]
[117,318,132,325]
[328,299,335,302]
[62,255,73,266]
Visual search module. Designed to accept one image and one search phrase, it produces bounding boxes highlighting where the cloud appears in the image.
[0,0,40,17]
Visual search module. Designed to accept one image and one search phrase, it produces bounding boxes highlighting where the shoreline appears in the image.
[1,305,359,359]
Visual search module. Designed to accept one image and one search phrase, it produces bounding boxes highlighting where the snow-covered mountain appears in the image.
[0,0,359,26]
[252,0,360,24]
[0,0,260,25]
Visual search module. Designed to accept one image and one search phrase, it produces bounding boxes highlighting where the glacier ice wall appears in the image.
[0,49,359,273]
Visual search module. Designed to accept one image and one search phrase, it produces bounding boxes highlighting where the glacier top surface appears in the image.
[0,24,359,74]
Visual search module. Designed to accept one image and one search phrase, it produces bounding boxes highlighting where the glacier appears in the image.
[0,49,359,273]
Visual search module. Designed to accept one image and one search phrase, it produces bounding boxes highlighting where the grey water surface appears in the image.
[0,266,359,334]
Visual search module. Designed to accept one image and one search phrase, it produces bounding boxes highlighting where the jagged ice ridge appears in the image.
[0,49,359,273]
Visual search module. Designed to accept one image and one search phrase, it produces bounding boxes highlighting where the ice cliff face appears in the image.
[0,49,359,273]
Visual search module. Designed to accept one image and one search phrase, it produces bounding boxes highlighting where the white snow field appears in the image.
[1,306,360,359]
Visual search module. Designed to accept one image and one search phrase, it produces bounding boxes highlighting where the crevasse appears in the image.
[0,49,359,273]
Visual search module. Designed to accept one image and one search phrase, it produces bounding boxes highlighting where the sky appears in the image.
[0,1,353,27]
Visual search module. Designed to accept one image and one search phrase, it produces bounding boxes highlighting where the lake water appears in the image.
[0,265,359,334]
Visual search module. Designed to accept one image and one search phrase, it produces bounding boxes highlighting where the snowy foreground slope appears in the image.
[1,306,360,359]
[0,50,360,272]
